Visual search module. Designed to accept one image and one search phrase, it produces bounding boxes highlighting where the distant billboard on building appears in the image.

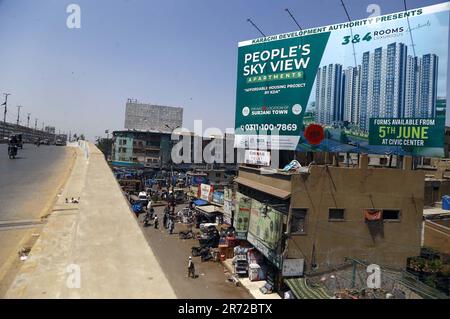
[235,2,449,157]
[125,99,183,133]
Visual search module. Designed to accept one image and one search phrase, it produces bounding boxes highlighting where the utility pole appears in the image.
[2,93,11,139]
[27,113,31,128]
[16,105,23,126]
[34,118,38,131]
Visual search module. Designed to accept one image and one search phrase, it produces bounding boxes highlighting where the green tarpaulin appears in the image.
[285,277,332,299]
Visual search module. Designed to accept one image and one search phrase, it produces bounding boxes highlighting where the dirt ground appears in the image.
[137,204,252,299]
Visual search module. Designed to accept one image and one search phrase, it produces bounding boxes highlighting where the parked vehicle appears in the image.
[55,139,66,146]
[179,229,196,240]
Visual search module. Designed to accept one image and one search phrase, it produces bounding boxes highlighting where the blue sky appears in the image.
[0,0,447,139]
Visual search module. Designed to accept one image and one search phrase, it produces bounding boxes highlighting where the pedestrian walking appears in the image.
[147,199,152,212]
[154,215,159,229]
[163,212,168,229]
[187,256,195,278]
[169,218,175,234]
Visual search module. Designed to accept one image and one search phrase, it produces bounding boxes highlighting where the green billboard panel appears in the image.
[369,117,445,156]
[235,2,450,157]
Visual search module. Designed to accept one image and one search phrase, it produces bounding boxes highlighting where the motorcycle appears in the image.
[143,210,154,227]
[179,229,196,240]
[8,144,18,159]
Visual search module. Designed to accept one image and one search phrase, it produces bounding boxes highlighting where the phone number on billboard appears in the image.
[240,123,298,132]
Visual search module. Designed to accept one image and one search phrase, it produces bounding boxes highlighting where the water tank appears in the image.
[442,195,450,210]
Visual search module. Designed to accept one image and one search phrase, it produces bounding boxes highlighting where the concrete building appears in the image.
[234,155,424,291]
[112,130,172,169]
[315,64,343,125]
[418,54,439,118]
[124,99,183,133]
[44,126,56,134]
[343,66,361,125]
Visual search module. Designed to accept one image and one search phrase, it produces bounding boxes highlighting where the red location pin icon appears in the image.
[304,124,325,145]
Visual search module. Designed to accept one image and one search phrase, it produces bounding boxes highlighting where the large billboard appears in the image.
[235,2,449,157]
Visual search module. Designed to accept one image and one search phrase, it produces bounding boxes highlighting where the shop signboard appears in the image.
[224,187,233,201]
[223,199,233,225]
[234,192,251,239]
[244,150,271,166]
[212,191,224,205]
[200,183,213,202]
[247,232,282,269]
[235,2,450,157]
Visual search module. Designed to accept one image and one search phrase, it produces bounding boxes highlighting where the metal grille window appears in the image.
[291,209,307,234]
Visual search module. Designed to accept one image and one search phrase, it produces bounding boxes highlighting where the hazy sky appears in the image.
[0,0,447,139]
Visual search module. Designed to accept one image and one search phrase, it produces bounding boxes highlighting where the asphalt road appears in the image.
[0,143,74,296]
[0,143,73,221]
[138,204,252,299]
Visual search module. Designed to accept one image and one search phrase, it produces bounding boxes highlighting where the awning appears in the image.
[284,278,332,299]
[235,177,291,199]
[196,205,223,215]
[193,199,209,206]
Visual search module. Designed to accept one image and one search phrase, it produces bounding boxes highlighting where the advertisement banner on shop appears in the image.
[200,184,213,202]
[235,2,450,157]
[248,199,283,251]
[223,199,233,225]
[244,150,271,166]
[212,191,224,205]
[234,193,251,239]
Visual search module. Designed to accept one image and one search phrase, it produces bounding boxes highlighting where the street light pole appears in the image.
[16,105,23,126]
[2,93,11,139]
[165,124,180,211]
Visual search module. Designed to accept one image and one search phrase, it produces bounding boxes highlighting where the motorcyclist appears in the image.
[8,135,18,158]
[9,135,18,146]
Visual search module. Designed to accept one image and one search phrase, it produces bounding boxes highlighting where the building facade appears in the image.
[234,156,424,291]
[112,130,172,168]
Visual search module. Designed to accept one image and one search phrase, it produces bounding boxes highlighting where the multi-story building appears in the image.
[112,130,239,171]
[315,64,343,125]
[316,43,439,131]
[112,130,172,168]
[405,56,419,118]
[124,99,183,133]
[418,54,439,118]
[234,155,424,292]
[343,66,361,125]
[44,126,56,134]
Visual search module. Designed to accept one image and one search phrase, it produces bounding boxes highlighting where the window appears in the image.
[379,158,388,166]
[423,158,431,166]
[383,210,400,221]
[329,208,345,221]
[291,209,307,234]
